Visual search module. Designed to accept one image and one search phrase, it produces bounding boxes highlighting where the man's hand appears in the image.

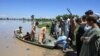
[80,37,85,41]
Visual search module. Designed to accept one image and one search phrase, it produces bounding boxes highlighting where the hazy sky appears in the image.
[0,0,100,18]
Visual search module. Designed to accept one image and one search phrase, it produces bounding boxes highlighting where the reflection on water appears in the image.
[0,20,64,56]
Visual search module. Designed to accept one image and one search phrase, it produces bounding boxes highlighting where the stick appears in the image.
[67,8,72,17]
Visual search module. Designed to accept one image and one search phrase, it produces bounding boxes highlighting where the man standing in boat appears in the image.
[38,27,47,45]
[38,25,49,45]
[31,26,35,41]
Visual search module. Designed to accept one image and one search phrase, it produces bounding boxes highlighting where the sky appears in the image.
[0,0,100,18]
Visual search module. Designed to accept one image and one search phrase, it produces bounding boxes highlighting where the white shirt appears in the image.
[84,24,92,32]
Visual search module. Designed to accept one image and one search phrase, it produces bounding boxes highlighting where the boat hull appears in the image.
[14,31,55,49]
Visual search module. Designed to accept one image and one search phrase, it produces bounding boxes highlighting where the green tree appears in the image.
[56,15,61,21]
[62,14,68,20]
[73,15,79,18]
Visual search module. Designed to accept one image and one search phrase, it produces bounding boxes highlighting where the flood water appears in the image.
[0,20,64,56]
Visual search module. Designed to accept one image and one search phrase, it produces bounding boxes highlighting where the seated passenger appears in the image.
[14,26,23,37]
[18,26,23,34]
[23,32,31,40]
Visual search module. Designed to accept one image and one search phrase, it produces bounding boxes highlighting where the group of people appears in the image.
[16,21,48,45]
[15,10,100,56]
[50,10,100,56]
[76,10,100,56]
[50,14,76,52]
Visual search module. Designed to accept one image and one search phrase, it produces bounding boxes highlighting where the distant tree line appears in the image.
[34,18,55,22]
[0,14,79,21]
[0,17,32,21]
[56,14,79,21]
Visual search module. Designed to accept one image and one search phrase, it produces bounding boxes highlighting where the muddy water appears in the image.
[0,20,64,56]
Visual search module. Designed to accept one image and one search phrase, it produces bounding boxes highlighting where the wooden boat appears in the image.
[14,30,56,49]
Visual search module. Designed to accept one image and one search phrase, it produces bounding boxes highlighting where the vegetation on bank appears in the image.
[37,22,52,33]
[0,13,79,22]
[56,14,79,21]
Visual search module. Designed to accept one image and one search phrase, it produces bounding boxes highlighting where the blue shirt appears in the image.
[57,35,67,41]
